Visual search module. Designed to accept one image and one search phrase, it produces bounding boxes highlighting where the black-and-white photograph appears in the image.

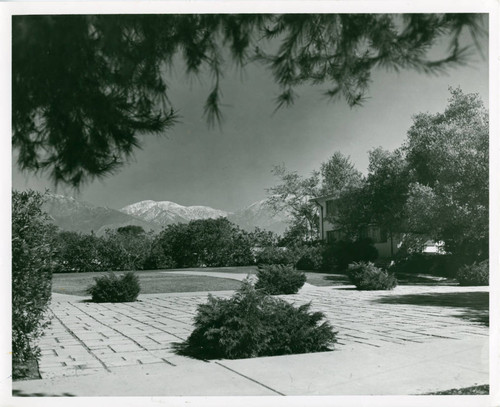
[2,2,498,406]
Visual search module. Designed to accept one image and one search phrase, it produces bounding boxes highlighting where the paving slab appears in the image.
[12,280,489,396]
[217,336,488,395]
[12,360,280,396]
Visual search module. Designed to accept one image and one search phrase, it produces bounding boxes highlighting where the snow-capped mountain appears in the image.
[121,200,229,226]
[40,194,291,235]
[122,198,290,234]
[42,194,161,235]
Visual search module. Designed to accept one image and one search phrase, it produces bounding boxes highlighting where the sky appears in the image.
[12,17,489,213]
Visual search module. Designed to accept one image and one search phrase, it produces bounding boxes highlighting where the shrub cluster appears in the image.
[255,264,306,295]
[53,226,154,273]
[348,261,397,290]
[52,218,262,272]
[179,282,336,359]
[12,190,56,378]
[254,246,291,266]
[456,260,489,286]
[87,271,141,302]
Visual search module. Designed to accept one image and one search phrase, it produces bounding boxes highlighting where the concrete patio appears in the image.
[12,272,489,397]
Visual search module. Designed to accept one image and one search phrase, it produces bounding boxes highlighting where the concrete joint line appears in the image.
[103,302,186,341]
[49,309,111,373]
[72,302,152,352]
[133,299,195,326]
[214,361,285,396]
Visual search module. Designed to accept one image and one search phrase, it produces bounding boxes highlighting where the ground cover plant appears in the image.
[456,260,489,286]
[348,261,397,290]
[178,281,336,359]
[87,271,141,302]
[255,264,306,295]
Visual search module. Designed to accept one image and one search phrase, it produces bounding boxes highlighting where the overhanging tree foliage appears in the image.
[13,14,486,187]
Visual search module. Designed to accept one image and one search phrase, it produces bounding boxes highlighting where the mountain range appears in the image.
[43,194,289,236]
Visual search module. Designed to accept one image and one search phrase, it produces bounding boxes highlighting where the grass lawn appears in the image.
[52,266,457,296]
[52,269,242,296]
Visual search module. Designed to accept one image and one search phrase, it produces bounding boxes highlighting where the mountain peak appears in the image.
[121,200,230,226]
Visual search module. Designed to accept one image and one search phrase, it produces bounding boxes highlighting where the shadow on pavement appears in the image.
[374,291,489,326]
[13,389,75,397]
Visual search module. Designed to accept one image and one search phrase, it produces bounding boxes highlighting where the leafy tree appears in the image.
[13,14,486,187]
[12,190,57,376]
[153,218,253,268]
[403,88,488,260]
[100,229,154,271]
[246,227,279,248]
[320,152,363,195]
[327,186,372,240]
[364,148,411,254]
[54,231,103,273]
[320,152,368,239]
[266,164,320,241]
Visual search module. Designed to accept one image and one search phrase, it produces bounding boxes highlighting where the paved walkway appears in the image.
[12,275,489,396]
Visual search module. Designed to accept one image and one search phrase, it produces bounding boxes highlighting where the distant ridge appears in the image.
[121,200,229,226]
[41,194,290,235]
[42,193,161,235]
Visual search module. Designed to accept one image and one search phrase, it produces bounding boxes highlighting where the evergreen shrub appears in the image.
[12,190,56,379]
[87,271,141,302]
[348,261,397,290]
[255,264,306,295]
[179,282,336,359]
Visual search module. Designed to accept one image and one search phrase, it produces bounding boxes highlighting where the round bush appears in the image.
[179,281,337,359]
[348,261,397,290]
[255,264,307,295]
[87,271,141,302]
[456,260,489,286]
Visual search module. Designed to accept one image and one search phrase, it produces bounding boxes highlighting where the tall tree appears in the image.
[320,152,363,195]
[403,88,488,260]
[364,148,411,254]
[13,14,486,187]
[266,164,320,241]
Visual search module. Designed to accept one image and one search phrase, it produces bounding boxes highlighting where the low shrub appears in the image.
[179,281,337,359]
[254,246,291,266]
[255,264,306,295]
[348,261,397,290]
[87,271,141,302]
[456,260,489,286]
